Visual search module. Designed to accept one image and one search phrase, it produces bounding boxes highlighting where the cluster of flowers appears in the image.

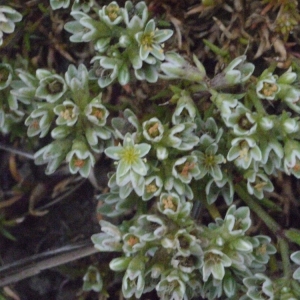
[2,1,300,299]
[2,62,111,177]
[91,205,276,299]
[63,1,173,87]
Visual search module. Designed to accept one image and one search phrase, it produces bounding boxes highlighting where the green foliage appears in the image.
[1,0,300,299]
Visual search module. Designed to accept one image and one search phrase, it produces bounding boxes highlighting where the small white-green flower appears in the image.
[132,214,167,241]
[122,257,145,299]
[122,233,145,254]
[202,249,232,282]
[72,0,94,12]
[135,19,173,61]
[156,272,188,300]
[35,72,67,103]
[105,133,150,185]
[223,55,254,85]
[205,175,234,205]
[25,105,54,138]
[193,143,225,181]
[54,100,80,126]
[246,170,274,199]
[172,155,200,184]
[84,95,109,126]
[142,117,164,142]
[143,175,163,200]
[256,70,280,100]
[162,229,202,256]
[82,266,103,292]
[157,192,192,220]
[98,1,123,25]
[227,137,262,169]
[243,273,274,300]
[224,103,257,136]
[172,91,197,125]
[66,139,95,177]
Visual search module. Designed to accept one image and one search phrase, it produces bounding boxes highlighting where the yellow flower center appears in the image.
[91,107,104,119]
[141,32,154,51]
[239,141,249,161]
[177,161,195,177]
[73,155,86,168]
[127,236,139,247]
[120,146,139,165]
[146,183,158,193]
[60,106,76,121]
[162,195,177,211]
[260,82,278,97]
[147,122,160,137]
[106,4,119,21]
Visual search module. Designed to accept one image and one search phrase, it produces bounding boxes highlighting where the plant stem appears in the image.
[278,237,291,278]
[235,183,281,234]
[235,183,293,280]
[247,89,266,115]
[203,198,222,220]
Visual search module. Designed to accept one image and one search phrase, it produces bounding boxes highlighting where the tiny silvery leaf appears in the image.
[91,220,122,252]
[65,64,90,104]
[65,11,110,43]
[122,1,148,30]
[291,251,300,280]
[50,0,70,9]
[82,266,103,292]
[109,256,131,272]
[10,69,38,105]
[34,139,72,175]
[0,6,22,45]
[0,63,13,90]
[161,52,206,82]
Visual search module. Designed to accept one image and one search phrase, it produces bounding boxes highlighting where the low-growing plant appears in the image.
[1,1,300,299]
